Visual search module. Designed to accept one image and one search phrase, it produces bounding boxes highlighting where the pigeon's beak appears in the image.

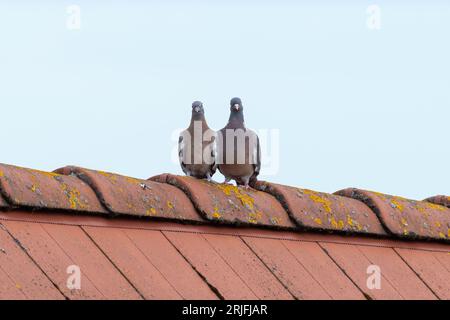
[194,106,201,113]
[233,104,240,111]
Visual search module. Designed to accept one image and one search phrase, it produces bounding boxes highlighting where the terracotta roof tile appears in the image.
[255,181,387,236]
[0,163,106,213]
[151,174,295,229]
[425,195,450,208]
[336,188,450,241]
[56,167,203,223]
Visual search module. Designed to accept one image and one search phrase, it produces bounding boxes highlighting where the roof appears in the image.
[0,162,449,300]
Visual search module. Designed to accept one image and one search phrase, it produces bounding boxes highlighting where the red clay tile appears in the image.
[244,236,366,300]
[356,245,436,299]
[0,163,106,213]
[2,221,104,300]
[0,222,65,300]
[151,174,295,229]
[319,242,403,300]
[163,231,259,299]
[84,226,205,300]
[202,233,294,300]
[45,223,143,300]
[425,195,450,208]
[255,181,386,236]
[395,248,450,299]
[336,188,450,242]
[120,228,218,300]
[56,167,203,223]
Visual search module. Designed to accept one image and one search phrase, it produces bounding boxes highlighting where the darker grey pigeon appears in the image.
[179,101,217,181]
[217,97,261,188]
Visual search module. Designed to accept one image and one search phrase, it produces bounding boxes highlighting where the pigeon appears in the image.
[217,97,261,188]
[179,101,217,181]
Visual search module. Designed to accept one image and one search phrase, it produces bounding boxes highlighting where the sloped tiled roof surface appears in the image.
[0,163,449,300]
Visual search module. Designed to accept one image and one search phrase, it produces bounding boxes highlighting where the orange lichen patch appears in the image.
[248,211,263,224]
[167,200,174,209]
[331,216,339,229]
[0,170,4,177]
[125,176,141,185]
[425,202,446,212]
[390,199,404,212]
[212,206,222,219]
[216,184,255,210]
[97,171,118,183]
[26,168,61,179]
[145,207,157,216]
[346,215,354,227]
[60,183,86,210]
[302,189,332,213]
[313,217,323,225]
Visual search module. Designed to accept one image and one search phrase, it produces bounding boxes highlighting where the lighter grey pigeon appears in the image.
[217,97,261,188]
[179,101,217,181]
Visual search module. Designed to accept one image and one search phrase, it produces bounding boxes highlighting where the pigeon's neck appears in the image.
[227,111,245,129]
[189,113,208,128]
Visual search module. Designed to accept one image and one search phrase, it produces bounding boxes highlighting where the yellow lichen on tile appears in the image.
[98,171,118,183]
[28,168,61,178]
[217,184,255,210]
[331,216,338,229]
[426,202,446,211]
[347,214,354,226]
[61,183,85,210]
[302,189,332,213]
[167,200,174,209]
[390,199,404,212]
[146,207,157,216]
[314,217,322,225]
[212,206,221,219]
[439,232,446,239]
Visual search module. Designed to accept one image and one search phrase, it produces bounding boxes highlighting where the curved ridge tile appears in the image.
[0,163,106,213]
[56,167,203,222]
[150,174,296,229]
[425,195,450,209]
[255,181,386,236]
[336,188,450,242]
[0,194,8,208]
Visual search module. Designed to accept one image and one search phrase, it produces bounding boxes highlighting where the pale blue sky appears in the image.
[0,1,448,199]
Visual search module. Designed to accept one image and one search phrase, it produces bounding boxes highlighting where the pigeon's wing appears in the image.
[178,132,189,175]
[215,129,225,172]
[250,132,261,183]
[210,133,218,174]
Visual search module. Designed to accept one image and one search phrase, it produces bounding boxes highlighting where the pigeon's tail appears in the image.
[249,174,259,188]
